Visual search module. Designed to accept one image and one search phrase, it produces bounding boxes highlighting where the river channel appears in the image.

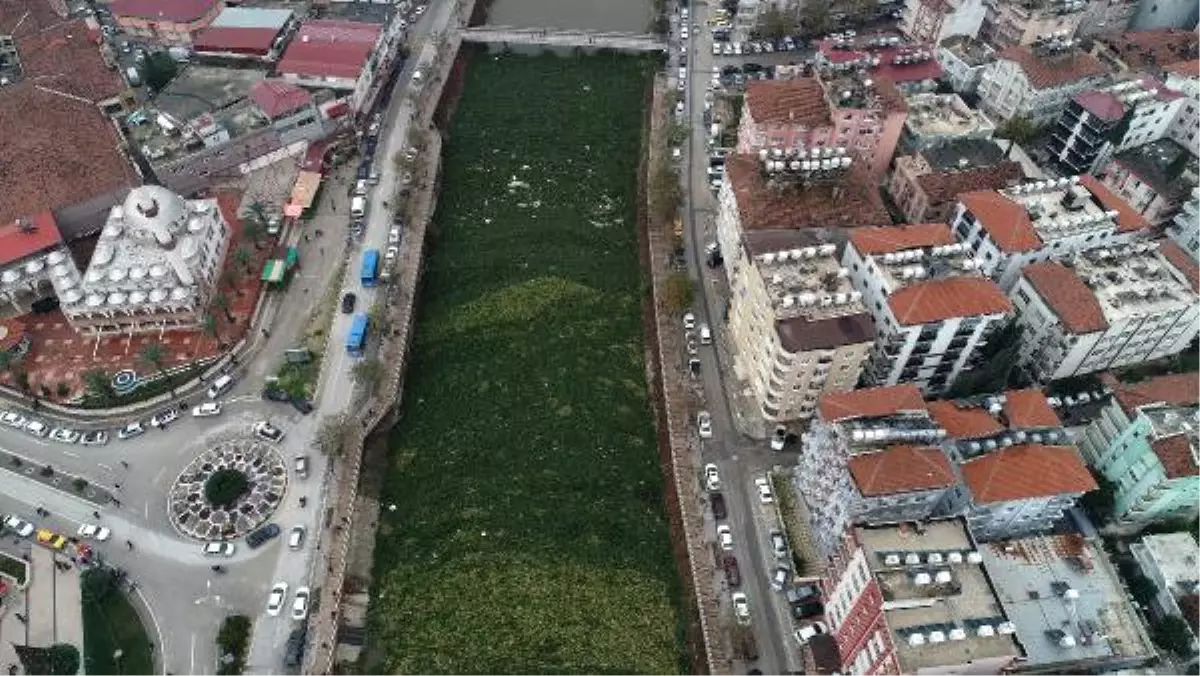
[484,0,653,34]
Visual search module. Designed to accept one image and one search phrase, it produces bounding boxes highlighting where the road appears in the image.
[675,4,801,673]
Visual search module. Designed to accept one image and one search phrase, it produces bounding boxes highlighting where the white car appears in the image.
[388,228,401,245]
[678,66,687,81]
[716,524,733,550]
[80,430,109,446]
[697,411,713,439]
[704,463,721,491]
[192,403,222,418]
[77,524,111,541]
[681,26,689,39]
[49,428,81,444]
[149,408,179,428]
[117,421,145,440]
[23,420,49,437]
[755,477,774,504]
[385,246,400,262]
[252,421,284,443]
[203,542,235,557]
[4,516,34,538]
[682,312,696,330]
[794,621,828,644]
[292,587,311,620]
[712,42,721,55]
[732,592,751,624]
[770,425,787,451]
[414,4,425,13]
[266,582,288,616]
[353,179,369,196]
[288,525,306,550]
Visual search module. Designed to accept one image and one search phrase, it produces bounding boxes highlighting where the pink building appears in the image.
[737,76,909,177]
[110,0,223,45]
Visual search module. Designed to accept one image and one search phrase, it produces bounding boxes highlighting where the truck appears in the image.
[360,248,379,287]
[346,313,369,356]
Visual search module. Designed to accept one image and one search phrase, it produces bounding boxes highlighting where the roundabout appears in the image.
[168,438,288,541]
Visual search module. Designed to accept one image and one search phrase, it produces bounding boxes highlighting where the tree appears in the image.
[205,469,249,507]
[141,52,179,92]
[1079,472,1117,524]
[82,369,114,403]
[316,413,352,455]
[946,322,1023,398]
[234,245,253,273]
[139,341,174,396]
[241,219,267,250]
[664,273,695,313]
[1127,573,1159,607]
[800,0,833,37]
[15,644,79,675]
[996,115,1040,146]
[211,293,234,323]
[754,6,797,39]
[1152,616,1197,658]
[352,358,384,390]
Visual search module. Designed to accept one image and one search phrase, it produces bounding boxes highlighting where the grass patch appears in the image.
[216,615,251,675]
[80,569,154,675]
[0,551,27,586]
[367,53,685,673]
[78,363,208,409]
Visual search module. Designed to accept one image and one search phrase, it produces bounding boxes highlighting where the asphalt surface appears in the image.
[675,5,803,673]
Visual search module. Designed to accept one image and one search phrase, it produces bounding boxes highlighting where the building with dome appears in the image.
[59,185,232,337]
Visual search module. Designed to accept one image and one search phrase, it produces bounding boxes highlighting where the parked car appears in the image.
[288,525,306,550]
[292,587,311,620]
[682,312,696,330]
[755,477,774,504]
[770,565,791,591]
[266,582,288,616]
[203,542,235,557]
[117,421,145,440]
[207,373,235,399]
[716,524,733,550]
[341,293,357,314]
[4,516,34,538]
[23,420,48,437]
[252,421,284,443]
[770,530,789,558]
[697,411,713,439]
[1,410,32,428]
[246,523,281,549]
[704,463,721,491]
[80,430,109,446]
[290,397,313,415]
[711,492,727,520]
[262,385,290,402]
[388,227,402,245]
[770,424,787,451]
[353,179,369,196]
[35,529,66,550]
[284,628,307,668]
[794,621,827,644]
[723,554,741,587]
[77,524,111,541]
[49,428,81,444]
[732,592,751,624]
[294,456,309,479]
[149,408,179,429]
[192,403,222,418]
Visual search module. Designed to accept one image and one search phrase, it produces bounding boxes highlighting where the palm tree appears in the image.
[202,314,218,340]
[81,369,114,403]
[211,294,234,324]
[241,219,267,250]
[138,342,174,396]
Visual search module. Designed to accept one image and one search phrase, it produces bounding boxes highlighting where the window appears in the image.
[1016,288,1031,305]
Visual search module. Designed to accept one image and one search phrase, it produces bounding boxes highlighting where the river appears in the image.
[484,0,653,33]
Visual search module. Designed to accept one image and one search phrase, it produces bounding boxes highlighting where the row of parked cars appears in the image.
[713,35,803,56]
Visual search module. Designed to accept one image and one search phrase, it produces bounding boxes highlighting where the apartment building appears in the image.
[799,385,953,558]
[737,77,909,177]
[716,155,891,422]
[1166,188,1199,261]
[900,92,996,151]
[1076,0,1139,37]
[1164,62,1199,154]
[901,0,987,44]
[276,17,402,112]
[889,138,1023,224]
[937,35,997,94]
[1047,90,1127,175]
[815,34,946,94]
[1009,244,1199,381]
[1092,29,1200,74]
[1099,139,1198,225]
[977,41,1109,125]
[110,0,223,45]
[980,0,1087,48]
[844,224,1012,394]
[950,175,1151,291]
[1079,372,1199,528]
[1130,533,1200,646]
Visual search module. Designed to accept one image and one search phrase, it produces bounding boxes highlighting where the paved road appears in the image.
[675,5,801,673]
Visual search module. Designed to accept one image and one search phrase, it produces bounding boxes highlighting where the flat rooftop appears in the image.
[151,65,265,123]
[1071,241,1198,325]
[725,153,891,231]
[924,138,1009,171]
[939,35,995,68]
[751,244,864,321]
[857,520,1022,672]
[980,534,1156,669]
[905,93,995,139]
[1112,139,1197,200]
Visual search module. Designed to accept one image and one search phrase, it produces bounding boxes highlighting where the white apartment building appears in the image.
[902,0,987,44]
[1166,188,1199,261]
[1008,243,1199,381]
[845,224,1013,394]
[62,185,231,337]
[1165,64,1199,154]
[901,92,996,151]
[981,0,1087,48]
[937,35,996,95]
[1109,77,1190,153]
[977,42,1109,125]
[950,175,1151,291]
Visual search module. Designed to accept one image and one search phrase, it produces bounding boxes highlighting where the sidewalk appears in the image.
[26,547,83,653]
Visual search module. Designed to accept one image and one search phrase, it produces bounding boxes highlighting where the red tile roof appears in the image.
[1151,434,1198,480]
[818,384,926,422]
[887,276,1011,325]
[1164,60,1199,78]
[961,444,1097,503]
[848,223,955,255]
[848,445,956,496]
[1074,90,1126,123]
[0,212,64,267]
[1159,239,1200,293]
[928,400,1005,439]
[998,46,1108,90]
[193,26,281,55]
[958,190,1041,253]
[725,153,891,231]
[745,79,832,127]
[817,36,945,83]
[249,80,312,119]
[1003,389,1061,429]
[1079,175,1150,233]
[276,19,381,80]
[1096,29,1199,71]
[1102,372,1200,414]
[917,161,1024,207]
[1021,261,1109,334]
[110,0,218,22]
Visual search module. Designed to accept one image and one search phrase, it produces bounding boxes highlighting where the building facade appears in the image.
[1099,139,1198,226]
[1130,532,1200,652]
[1167,188,1199,261]
[888,138,1024,222]
[275,18,401,111]
[1047,90,1126,176]
[977,43,1110,125]
[902,0,988,44]
[110,0,224,45]
[937,35,996,94]
[980,0,1087,48]
[900,92,996,151]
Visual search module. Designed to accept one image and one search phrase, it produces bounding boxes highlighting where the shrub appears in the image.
[204,469,249,507]
[216,614,252,675]
[39,465,53,478]
[72,477,88,493]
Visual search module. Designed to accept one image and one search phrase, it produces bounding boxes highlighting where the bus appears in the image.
[360,248,380,287]
[346,313,369,356]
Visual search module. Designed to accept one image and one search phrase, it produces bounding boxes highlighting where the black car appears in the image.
[284,627,307,667]
[262,386,290,403]
[711,492,727,520]
[341,292,357,314]
[356,163,370,181]
[290,397,313,415]
[246,523,281,549]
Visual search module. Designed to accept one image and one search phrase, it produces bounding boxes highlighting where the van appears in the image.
[294,455,309,479]
[207,374,235,399]
[350,196,366,219]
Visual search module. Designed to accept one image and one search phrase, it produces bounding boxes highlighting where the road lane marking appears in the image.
[63,451,79,459]
[190,633,195,675]
[97,463,112,472]
[153,467,166,485]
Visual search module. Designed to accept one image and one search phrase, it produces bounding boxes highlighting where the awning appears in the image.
[325,101,350,119]
[283,203,304,218]
[288,170,322,211]
[261,260,285,283]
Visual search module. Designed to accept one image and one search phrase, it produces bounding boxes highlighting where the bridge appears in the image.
[461,25,666,52]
